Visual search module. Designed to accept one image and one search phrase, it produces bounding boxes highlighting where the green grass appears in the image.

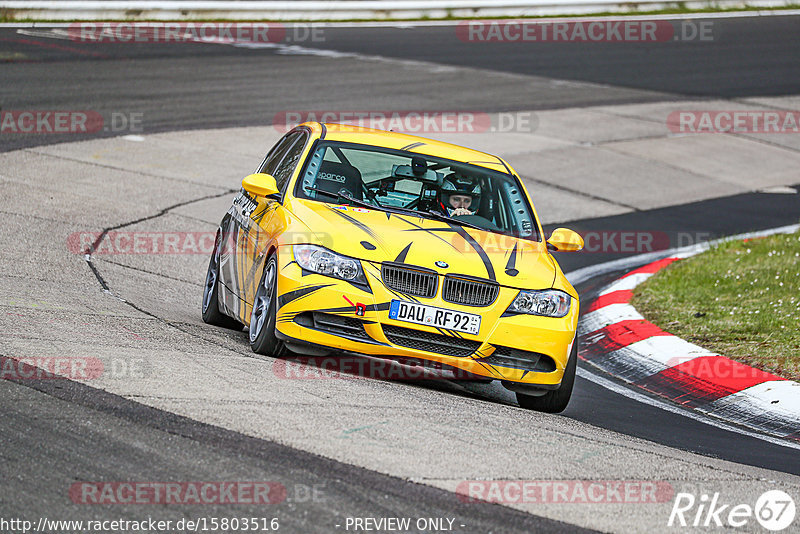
[2,5,800,23]
[631,230,800,381]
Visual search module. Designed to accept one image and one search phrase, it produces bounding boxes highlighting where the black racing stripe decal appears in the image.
[326,206,381,242]
[394,243,412,263]
[397,217,461,250]
[243,239,264,296]
[474,357,533,379]
[252,202,277,224]
[277,284,335,309]
[473,359,501,377]
[448,223,496,281]
[505,243,519,277]
[494,156,513,175]
[400,142,425,151]
[345,279,373,294]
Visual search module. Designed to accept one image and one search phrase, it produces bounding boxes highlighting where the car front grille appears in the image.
[442,276,499,307]
[478,345,557,372]
[382,324,481,358]
[381,263,438,298]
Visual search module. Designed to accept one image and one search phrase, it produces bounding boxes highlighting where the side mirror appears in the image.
[547,228,584,252]
[242,173,279,197]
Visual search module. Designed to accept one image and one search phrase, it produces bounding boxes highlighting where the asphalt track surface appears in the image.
[2,14,800,533]
[2,14,800,151]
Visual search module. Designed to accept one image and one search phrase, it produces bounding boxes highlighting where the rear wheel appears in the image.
[201,229,241,329]
[516,342,577,413]
[249,255,289,357]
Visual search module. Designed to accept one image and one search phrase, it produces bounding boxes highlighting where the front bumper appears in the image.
[273,247,578,386]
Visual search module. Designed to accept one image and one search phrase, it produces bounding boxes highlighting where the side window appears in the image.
[257,132,299,176]
[271,133,308,193]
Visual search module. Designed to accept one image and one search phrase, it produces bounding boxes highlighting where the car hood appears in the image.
[288,199,556,289]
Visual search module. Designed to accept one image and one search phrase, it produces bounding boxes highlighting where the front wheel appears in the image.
[249,255,289,357]
[516,342,577,413]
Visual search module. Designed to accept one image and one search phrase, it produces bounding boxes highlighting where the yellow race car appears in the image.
[202,123,584,412]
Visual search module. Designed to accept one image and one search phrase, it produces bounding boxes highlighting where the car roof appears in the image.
[300,122,511,173]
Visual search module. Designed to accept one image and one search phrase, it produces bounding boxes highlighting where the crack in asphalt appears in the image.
[96,257,204,287]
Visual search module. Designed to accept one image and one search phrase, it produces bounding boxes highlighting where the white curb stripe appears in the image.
[708,380,800,416]
[598,272,652,295]
[611,336,715,367]
[580,303,642,332]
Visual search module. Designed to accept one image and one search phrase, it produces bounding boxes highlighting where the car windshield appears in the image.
[294,141,540,241]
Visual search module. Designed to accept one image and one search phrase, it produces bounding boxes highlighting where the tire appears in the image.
[516,341,577,413]
[201,229,242,329]
[249,255,289,357]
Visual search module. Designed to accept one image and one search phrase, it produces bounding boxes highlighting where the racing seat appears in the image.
[314,161,363,200]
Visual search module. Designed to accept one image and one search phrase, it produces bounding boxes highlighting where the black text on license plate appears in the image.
[389,300,480,335]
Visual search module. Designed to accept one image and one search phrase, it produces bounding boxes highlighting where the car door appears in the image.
[232,129,310,323]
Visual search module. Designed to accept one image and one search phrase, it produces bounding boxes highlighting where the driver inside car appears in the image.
[440,173,482,217]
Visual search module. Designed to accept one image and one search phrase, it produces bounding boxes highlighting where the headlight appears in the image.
[294,244,366,283]
[509,289,571,318]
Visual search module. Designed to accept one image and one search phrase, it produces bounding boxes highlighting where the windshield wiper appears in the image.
[419,210,486,232]
[305,186,385,211]
[375,204,486,232]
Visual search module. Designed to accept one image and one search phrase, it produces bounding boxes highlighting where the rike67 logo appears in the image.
[668,490,796,531]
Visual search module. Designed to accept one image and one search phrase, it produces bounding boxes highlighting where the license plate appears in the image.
[388,300,480,335]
